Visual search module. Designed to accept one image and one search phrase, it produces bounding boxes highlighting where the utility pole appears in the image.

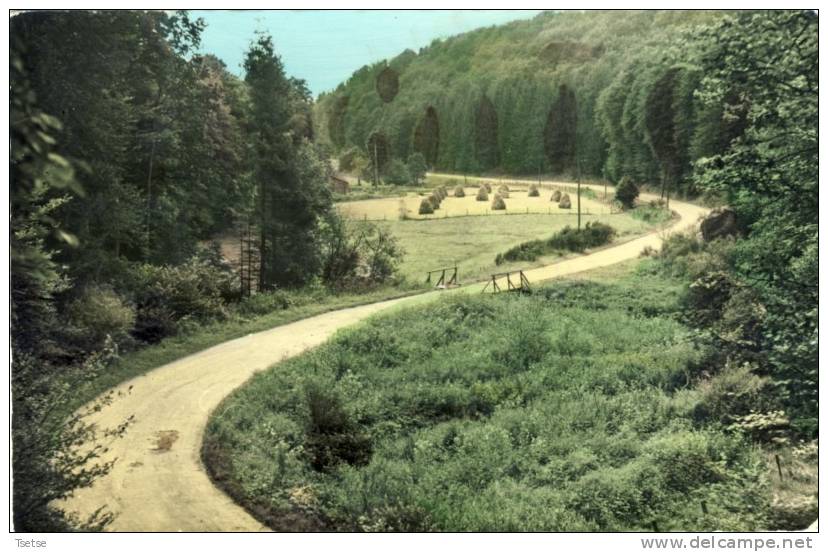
[373,140,379,187]
[577,158,582,230]
[538,159,542,187]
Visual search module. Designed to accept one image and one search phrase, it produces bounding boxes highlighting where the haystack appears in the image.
[419,198,434,215]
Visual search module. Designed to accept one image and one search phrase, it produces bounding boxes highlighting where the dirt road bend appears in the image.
[62,180,708,531]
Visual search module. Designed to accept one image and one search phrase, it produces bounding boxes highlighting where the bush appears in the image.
[548,222,616,253]
[495,240,547,265]
[65,285,135,351]
[558,193,571,209]
[491,194,506,210]
[454,185,466,197]
[497,184,510,198]
[551,190,562,202]
[483,182,492,193]
[428,194,441,210]
[237,289,295,316]
[615,176,639,210]
[304,384,372,471]
[419,198,435,214]
[528,184,540,197]
[126,252,233,342]
[407,152,428,184]
[385,159,411,185]
[476,186,489,201]
[320,214,403,288]
[693,362,776,424]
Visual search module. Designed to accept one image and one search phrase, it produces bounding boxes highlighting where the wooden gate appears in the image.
[481,269,531,294]
[425,264,459,288]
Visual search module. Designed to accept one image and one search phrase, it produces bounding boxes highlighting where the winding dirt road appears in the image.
[62,179,709,531]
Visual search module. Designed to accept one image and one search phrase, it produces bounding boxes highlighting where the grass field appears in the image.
[375,213,656,284]
[337,185,608,221]
[203,260,775,532]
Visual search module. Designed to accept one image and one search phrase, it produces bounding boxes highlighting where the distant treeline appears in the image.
[318,10,745,196]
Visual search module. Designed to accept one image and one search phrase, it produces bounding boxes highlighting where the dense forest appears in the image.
[10,10,401,530]
[10,9,817,531]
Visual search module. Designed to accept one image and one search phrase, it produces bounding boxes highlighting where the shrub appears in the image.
[491,194,506,210]
[320,213,403,288]
[428,194,441,210]
[615,176,639,210]
[476,186,489,201]
[558,193,572,209]
[495,223,616,265]
[528,184,540,197]
[483,182,492,193]
[304,384,372,471]
[126,253,233,342]
[551,190,562,202]
[407,152,428,184]
[65,285,135,352]
[495,239,546,265]
[548,222,616,253]
[385,159,411,185]
[454,185,466,197]
[693,362,776,424]
[497,185,510,198]
[237,289,295,316]
[419,198,434,214]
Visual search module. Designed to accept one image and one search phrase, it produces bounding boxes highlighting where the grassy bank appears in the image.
[203,260,779,531]
[68,284,423,414]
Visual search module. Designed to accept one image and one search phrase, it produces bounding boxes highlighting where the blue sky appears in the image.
[192,10,542,97]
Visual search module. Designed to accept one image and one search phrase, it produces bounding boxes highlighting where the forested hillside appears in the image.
[319,10,736,192]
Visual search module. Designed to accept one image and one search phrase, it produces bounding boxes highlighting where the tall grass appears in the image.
[204,264,773,531]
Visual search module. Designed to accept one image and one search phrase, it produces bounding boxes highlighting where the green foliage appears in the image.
[304,383,373,471]
[206,271,773,531]
[475,186,489,201]
[407,152,428,185]
[318,214,404,289]
[338,146,361,172]
[495,222,616,265]
[126,251,236,342]
[631,202,673,225]
[385,158,411,185]
[528,184,540,197]
[65,286,135,352]
[453,185,466,198]
[245,33,333,289]
[474,95,500,170]
[412,106,440,166]
[491,194,506,210]
[544,84,578,174]
[615,177,639,209]
[13,345,131,531]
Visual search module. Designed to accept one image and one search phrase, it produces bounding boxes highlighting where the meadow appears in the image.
[336,181,608,221]
[203,261,775,532]
[374,213,655,284]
